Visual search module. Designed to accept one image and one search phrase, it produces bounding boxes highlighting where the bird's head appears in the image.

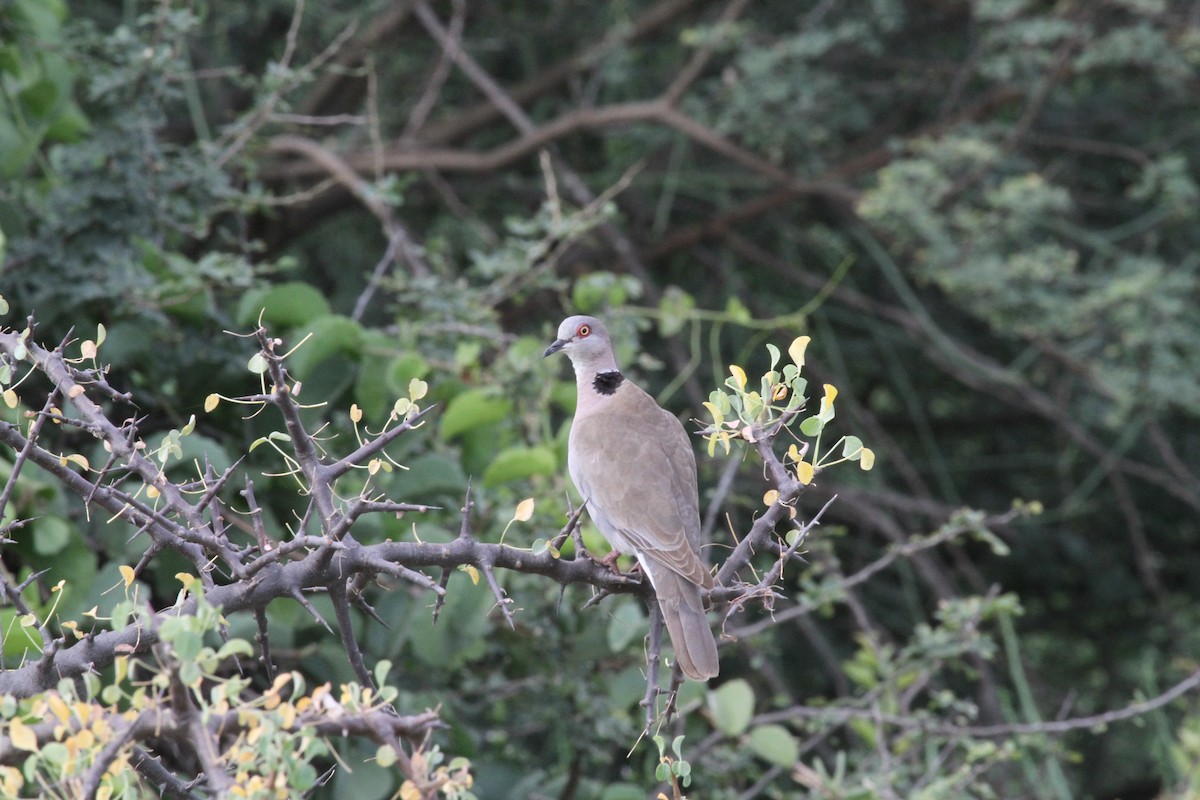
[543,315,615,368]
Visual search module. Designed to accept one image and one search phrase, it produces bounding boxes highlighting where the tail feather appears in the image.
[654,568,719,680]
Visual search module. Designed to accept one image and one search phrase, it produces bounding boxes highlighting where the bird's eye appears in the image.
[577,324,591,338]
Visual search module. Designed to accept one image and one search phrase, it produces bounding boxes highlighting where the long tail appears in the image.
[652,567,719,680]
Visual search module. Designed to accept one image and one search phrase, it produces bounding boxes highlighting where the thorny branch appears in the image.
[1,315,1194,791]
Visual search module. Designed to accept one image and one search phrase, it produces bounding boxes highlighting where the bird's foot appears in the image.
[591,549,624,574]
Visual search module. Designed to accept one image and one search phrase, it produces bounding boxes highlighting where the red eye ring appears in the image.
[577,324,591,338]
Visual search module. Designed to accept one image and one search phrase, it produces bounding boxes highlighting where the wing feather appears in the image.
[569,384,710,588]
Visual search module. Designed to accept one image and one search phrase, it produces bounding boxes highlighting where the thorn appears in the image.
[291,588,332,633]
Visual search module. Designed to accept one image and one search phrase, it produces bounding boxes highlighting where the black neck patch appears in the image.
[592,370,624,396]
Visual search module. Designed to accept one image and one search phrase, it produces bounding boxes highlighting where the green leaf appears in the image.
[440,388,513,441]
[286,315,365,380]
[374,659,393,687]
[572,271,640,312]
[235,281,332,328]
[799,416,824,437]
[247,353,268,374]
[708,678,754,736]
[482,446,557,486]
[33,515,71,556]
[726,295,752,324]
[606,599,647,652]
[172,629,204,663]
[18,78,59,119]
[386,353,430,394]
[215,639,254,661]
[659,286,695,336]
[842,435,864,460]
[747,724,800,767]
[765,343,781,371]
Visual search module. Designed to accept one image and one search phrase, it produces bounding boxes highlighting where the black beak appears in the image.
[543,338,568,358]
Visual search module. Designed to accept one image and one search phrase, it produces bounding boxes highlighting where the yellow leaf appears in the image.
[279,702,297,730]
[796,461,815,485]
[119,565,136,588]
[772,383,788,401]
[47,694,70,725]
[860,448,876,470]
[513,498,535,522]
[80,340,97,359]
[204,393,220,413]
[787,443,801,462]
[350,404,362,424]
[368,459,381,475]
[819,383,839,420]
[145,485,159,499]
[400,781,422,800]
[409,379,428,402]
[2,390,15,409]
[65,453,89,471]
[763,489,779,506]
[8,718,37,752]
[175,573,197,591]
[728,364,747,390]
[460,565,480,585]
[702,401,724,426]
[788,336,811,367]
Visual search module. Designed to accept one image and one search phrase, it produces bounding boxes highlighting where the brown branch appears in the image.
[331,578,376,689]
[410,0,703,145]
[265,135,430,278]
[402,0,465,138]
[297,2,414,117]
[662,0,753,106]
[757,667,1200,740]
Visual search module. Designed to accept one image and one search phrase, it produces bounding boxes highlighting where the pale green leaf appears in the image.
[747,724,800,767]
[708,678,754,736]
[247,353,268,374]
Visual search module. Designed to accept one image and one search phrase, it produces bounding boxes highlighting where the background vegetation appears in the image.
[1,0,1199,797]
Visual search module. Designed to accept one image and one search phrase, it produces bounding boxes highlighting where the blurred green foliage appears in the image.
[1,0,1199,798]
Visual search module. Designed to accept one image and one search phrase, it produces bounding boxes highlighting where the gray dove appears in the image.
[544,315,719,680]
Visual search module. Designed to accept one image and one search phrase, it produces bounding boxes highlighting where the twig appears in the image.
[403,0,466,138]
[330,578,376,689]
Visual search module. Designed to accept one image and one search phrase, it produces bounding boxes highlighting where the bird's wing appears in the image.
[569,385,710,588]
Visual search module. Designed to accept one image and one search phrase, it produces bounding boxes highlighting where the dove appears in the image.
[545,315,719,680]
